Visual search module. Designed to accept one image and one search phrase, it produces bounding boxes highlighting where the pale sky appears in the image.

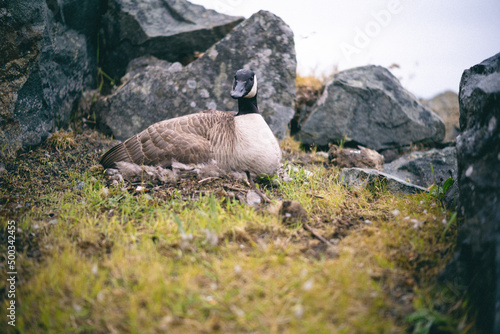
[189,0,500,99]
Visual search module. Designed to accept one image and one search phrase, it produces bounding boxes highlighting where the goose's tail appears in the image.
[100,142,133,169]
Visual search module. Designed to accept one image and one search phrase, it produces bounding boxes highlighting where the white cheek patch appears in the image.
[244,76,258,98]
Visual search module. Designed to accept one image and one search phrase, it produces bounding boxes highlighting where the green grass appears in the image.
[0,131,472,333]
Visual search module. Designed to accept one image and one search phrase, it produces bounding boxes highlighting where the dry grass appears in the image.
[0,128,472,333]
[296,75,324,92]
[46,129,77,151]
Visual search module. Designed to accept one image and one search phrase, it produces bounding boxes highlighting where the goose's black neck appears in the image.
[236,95,259,116]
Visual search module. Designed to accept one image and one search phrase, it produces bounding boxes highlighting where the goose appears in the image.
[100,69,282,177]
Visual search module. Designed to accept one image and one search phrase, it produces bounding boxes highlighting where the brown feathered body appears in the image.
[100,110,282,176]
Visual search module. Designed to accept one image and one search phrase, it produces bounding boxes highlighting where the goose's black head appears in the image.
[231,69,259,115]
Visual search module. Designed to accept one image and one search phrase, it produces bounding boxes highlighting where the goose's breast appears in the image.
[232,114,281,175]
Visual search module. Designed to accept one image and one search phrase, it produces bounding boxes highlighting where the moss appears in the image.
[0,127,473,333]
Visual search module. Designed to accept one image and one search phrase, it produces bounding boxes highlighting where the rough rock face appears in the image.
[96,10,296,140]
[340,167,426,195]
[453,52,500,333]
[101,0,244,79]
[383,147,458,207]
[422,91,460,142]
[0,0,92,155]
[298,65,445,150]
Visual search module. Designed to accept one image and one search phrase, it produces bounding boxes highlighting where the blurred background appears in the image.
[190,0,500,98]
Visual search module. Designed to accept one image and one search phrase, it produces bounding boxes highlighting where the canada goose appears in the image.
[100,69,281,176]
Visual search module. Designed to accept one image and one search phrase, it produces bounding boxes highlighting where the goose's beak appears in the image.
[231,80,246,99]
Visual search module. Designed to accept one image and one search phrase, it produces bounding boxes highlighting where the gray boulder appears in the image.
[340,167,426,195]
[452,52,500,334]
[298,65,445,150]
[100,0,244,79]
[383,147,458,207]
[421,91,460,142]
[0,0,92,156]
[96,10,296,140]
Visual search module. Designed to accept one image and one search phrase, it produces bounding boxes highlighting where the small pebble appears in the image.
[303,170,313,178]
[392,209,400,216]
[315,151,329,159]
[96,291,105,302]
[303,279,314,291]
[279,201,308,224]
[233,306,245,318]
[465,166,473,177]
[411,219,424,229]
[204,229,218,247]
[293,304,305,318]
[246,190,261,206]
[101,187,110,197]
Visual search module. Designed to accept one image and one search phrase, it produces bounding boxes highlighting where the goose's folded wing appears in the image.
[100,115,212,168]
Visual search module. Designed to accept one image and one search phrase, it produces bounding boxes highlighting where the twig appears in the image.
[198,176,218,184]
[245,171,271,203]
[303,223,333,246]
[223,184,247,192]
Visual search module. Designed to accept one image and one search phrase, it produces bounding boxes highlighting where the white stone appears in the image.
[302,279,314,291]
[293,304,304,318]
[465,165,473,177]
[246,190,261,206]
